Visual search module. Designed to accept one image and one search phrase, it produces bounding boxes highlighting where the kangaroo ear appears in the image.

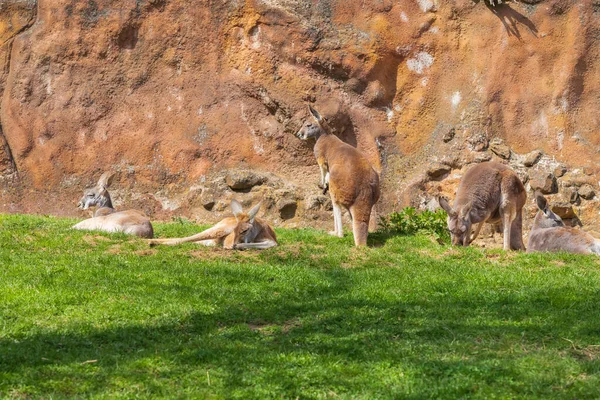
[230,199,243,217]
[308,105,323,123]
[535,192,547,211]
[247,202,262,221]
[460,202,472,219]
[437,196,457,217]
[97,172,115,190]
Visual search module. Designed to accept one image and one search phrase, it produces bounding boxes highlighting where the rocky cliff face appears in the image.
[0,0,599,234]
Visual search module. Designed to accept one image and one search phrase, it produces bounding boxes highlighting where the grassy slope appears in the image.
[1,214,600,399]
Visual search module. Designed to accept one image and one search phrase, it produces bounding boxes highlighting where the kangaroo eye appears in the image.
[87,194,94,197]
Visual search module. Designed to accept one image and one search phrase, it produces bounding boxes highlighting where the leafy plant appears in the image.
[378,207,449,243]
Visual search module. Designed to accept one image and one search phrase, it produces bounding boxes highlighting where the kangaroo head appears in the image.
[438,196,472,246]
[230,199,262,244]
[532,192,564,229]
[297,105,331,140]
[78,171,115,210]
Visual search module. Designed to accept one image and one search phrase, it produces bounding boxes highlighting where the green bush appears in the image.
[378,207,449,243]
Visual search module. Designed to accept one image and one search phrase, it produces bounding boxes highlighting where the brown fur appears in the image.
[527,193,600,254]
[297,106,380,246]
[72,172,153,238]
[438,161,526,250]
[147,200,278,250]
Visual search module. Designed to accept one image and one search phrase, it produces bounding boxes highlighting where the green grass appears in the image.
[1,214,600,399]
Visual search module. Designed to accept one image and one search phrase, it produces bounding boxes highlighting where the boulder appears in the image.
[553,165,567,178]
[529,170,557,194]
[426,163,451,179]
[200,187,220,210]
[226,170,267,191]
[551,202,576,219]
[522,150,542,167]
[578,184,596,200]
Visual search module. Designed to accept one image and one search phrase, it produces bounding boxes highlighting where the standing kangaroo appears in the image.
[438,161,526,250]
[72,172,154,238]
[527,193,600,254]
[147,200,278,250]
[297,105,380,246]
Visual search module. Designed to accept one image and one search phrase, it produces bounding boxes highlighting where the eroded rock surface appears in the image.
[0,0,599,231]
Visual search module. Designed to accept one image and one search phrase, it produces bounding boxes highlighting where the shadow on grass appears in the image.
[2,264,600,398]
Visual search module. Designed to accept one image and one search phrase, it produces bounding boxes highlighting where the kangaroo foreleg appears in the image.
[234,239,278,250]
[148,222,234,247]
[318,162,330,194]
[322,171,330,194]
[470,222,485,244]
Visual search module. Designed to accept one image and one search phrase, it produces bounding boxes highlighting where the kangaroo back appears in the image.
[73,172,153,238]
[528,193,600,254]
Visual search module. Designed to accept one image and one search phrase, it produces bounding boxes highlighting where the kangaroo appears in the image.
[297,105,380,246]
[72,172,154,238]
[147,200,277,250]
[437,161,526,250]
[527,193,600,254]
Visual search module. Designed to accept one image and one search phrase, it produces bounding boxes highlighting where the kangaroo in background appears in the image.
[528,193,600,254]
[297,105,380,246]
[72,172,154,238]
[147,200,277,250]
[438,161,526,250]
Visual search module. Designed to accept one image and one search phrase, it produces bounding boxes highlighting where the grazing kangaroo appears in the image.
[527,193,600,254]
[147,200,278,250]
[437,161,526,250]
[72,172,154,238]
[297,105,380,246]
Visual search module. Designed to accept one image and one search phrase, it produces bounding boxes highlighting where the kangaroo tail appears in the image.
[148,223,234,247]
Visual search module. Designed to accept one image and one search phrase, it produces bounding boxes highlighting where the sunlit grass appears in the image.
[1,214,600,398]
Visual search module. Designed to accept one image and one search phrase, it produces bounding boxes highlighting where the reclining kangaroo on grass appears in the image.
[297,105,380,246]
[527,192,600,254]
[147,200,278,250]
[72,172,154,238]
[438,161,526,250]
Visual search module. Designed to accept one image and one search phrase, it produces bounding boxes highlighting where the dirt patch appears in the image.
[571,345,600,361]
[134,249,158,256]
[106,244,122,255]
[485,251,517,263]
[82,235,111,246]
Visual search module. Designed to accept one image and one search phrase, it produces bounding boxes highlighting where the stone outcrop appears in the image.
[0,0,598,231]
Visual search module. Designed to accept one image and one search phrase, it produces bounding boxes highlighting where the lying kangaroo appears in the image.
[528,193,600,254]
[72,172,154,238]
[438,161,526,250]
[147,200,277,250]
[297,105,380,246]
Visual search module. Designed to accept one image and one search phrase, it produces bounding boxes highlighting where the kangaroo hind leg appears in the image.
[500,202,517,251]
[350,205,371,247]
[329,202,344,237]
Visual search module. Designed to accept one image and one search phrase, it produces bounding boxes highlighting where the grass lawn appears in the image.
[1,214,600,399]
